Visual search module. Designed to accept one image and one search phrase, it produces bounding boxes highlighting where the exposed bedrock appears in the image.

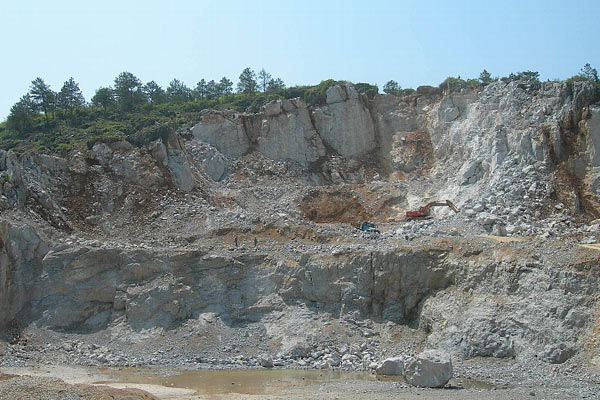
[2,219,597,364]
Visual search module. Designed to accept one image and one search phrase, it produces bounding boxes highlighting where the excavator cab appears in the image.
[358,221,381,234]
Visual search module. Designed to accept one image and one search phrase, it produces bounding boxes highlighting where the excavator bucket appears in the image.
[446,200,459,213]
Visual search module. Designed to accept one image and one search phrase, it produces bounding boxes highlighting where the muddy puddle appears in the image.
[97,368,372,396]
[96,367,497,397]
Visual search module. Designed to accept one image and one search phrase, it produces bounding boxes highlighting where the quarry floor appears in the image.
[0,360,598,399]
[1,313,600,399]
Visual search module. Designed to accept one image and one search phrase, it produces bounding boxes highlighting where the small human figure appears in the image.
[254,237,257,247]
[234,237,238,247]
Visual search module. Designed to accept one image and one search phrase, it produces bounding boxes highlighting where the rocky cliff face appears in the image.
[1,80,600,369]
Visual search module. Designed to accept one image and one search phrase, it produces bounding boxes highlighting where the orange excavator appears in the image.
[406,200,459,219]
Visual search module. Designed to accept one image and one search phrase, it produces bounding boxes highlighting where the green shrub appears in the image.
[501,71,540,83]
[127,124,173,147]
[303,79,338,106]
[283,85,310,100]
[439,77,468,93]
[85,132,126,150]
[467,79,480,88]
[354,82,379,98]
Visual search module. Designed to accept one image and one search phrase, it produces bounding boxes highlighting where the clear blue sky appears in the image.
[2,0,599,120]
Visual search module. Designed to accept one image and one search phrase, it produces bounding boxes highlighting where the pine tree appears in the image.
[143,81,167,105]
[194,79,208,99]
[29,77,56,123]
[581,63,598,82]
[167,79,192,103]
[479,69,492,84]
[383,80,400,94]
[113,72,145,111]
[217,77,233,97]
[91,87,115,110]
[7,94,36,134]
[205,80,217,99]
[266,78,285,92]
[237,68,257,94]
[57,77,85,116]
[257,68,272,92]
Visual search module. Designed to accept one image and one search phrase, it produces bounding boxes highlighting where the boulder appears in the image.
[476,212,497,227]
[403,350,453,388]
[543,343,575,364]
[375,357,405,375]
[259,355,274,368]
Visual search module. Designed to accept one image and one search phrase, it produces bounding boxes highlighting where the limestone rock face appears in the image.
[89,141,165,188]
[312,84,377,157]
[125,274,193,331]
[258,98,326,166]
[1,214,599,365]
[163,133,196,192]
[0,221,47,332]
[264,100,282,116]
[403,350,453,388]
[32,246,130,330]
[185,142,228,181]
[425,81,598,196]
[191,111,250,159]
[580,105,600,196]
[418,248,597,364]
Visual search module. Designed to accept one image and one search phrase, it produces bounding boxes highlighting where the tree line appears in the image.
[3,64,598,155]
[6,67,286,134]
[381,64,599,95]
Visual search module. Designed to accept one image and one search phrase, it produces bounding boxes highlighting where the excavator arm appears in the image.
[406,200,459,219]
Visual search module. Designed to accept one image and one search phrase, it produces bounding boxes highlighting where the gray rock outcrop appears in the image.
[0,221,47,332]
[258,99,326,166]
[191,111,250,159]
[312,84,377,157]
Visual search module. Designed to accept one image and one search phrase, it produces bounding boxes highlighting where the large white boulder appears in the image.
[375,356,405,375]
[403,350,453,388]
